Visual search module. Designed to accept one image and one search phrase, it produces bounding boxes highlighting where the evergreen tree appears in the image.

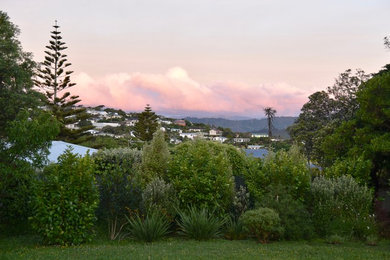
[35,21,93,144]
[134,104,158,141]
[140,130,170,184]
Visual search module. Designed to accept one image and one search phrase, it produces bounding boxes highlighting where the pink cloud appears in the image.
[71,67,309,117]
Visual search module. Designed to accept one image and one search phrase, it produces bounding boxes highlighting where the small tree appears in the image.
[35,21,93,144]
[134,104,158,141]
[140,130,170,184]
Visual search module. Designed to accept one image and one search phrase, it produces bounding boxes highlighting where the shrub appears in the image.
[0,162,35,227]
[309,175,375,239]
[241,208,283,243]
[177,206,227,240]
[167,140,235,215]
[223,145,249,177]
[244,146,310,203]
[93,148,142,240]
[258,185,314,240]
[30,149,98,245]
[325,156,372,186]
[140,130,170,184]
[141,177,178,219]
[125,210,170,242]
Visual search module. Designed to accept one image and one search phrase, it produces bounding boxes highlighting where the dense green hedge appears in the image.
[30,149,98,245]
[167,140,235,214]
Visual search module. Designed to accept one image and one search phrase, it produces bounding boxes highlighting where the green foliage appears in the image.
[1,111,59,224]
[35,21,93,144]
[0,11,39,133]
[325,156,372,186]
[244,146,310,203]
[30,149,98,245]
[141,177,178,219]
[0,12,60,225]
[258,185,314,240]
[1,110,60,226]
[140,130,170,184]
[224,145,249,177]
[241,208,283,243]
[125,210,170,242]
[177,206,227,240]
[167,140,235,214]
[80,136,132,149]
[288,91,334,162]
[93,148,142,238]
[262,146,310,201]
[289,70,370,166]
[133,104,158,141]
[243,157,265,203]
[309,176,375,239]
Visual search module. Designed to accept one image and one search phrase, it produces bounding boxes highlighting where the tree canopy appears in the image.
[0,11,59,224]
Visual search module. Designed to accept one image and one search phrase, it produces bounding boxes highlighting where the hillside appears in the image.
[185,116,297,133]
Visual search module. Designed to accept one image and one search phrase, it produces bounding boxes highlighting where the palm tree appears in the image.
[264,107,276,138]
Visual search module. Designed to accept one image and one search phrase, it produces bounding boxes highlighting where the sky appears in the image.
[3,0,390,118]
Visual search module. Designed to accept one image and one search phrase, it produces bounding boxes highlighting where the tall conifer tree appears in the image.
[35,21,93,144]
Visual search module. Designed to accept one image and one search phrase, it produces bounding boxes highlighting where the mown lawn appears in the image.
[1,235,390,260]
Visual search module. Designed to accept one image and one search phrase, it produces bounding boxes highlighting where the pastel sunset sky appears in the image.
[3,0,390,118]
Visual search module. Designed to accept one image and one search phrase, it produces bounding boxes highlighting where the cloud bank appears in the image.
[72,67,308,117]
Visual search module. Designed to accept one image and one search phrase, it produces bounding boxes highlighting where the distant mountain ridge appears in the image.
[185,116,297,133]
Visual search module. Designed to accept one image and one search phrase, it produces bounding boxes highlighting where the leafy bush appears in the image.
[0,110,59,227]
[177,206,227,240]
[241,208,283,243]
[325,156,372,186]
[244,146,310,203]
[140,130,170,184]
[309,175,375,239]
[125,210,170,242]
[167,140,235,215]
[141,177,178,219]
[258,185,314,240]
[30,149,98,245]
[223,145,249,177]
[93,148,142,240]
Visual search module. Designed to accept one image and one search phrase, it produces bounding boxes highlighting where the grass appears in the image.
[1,235,390,259]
